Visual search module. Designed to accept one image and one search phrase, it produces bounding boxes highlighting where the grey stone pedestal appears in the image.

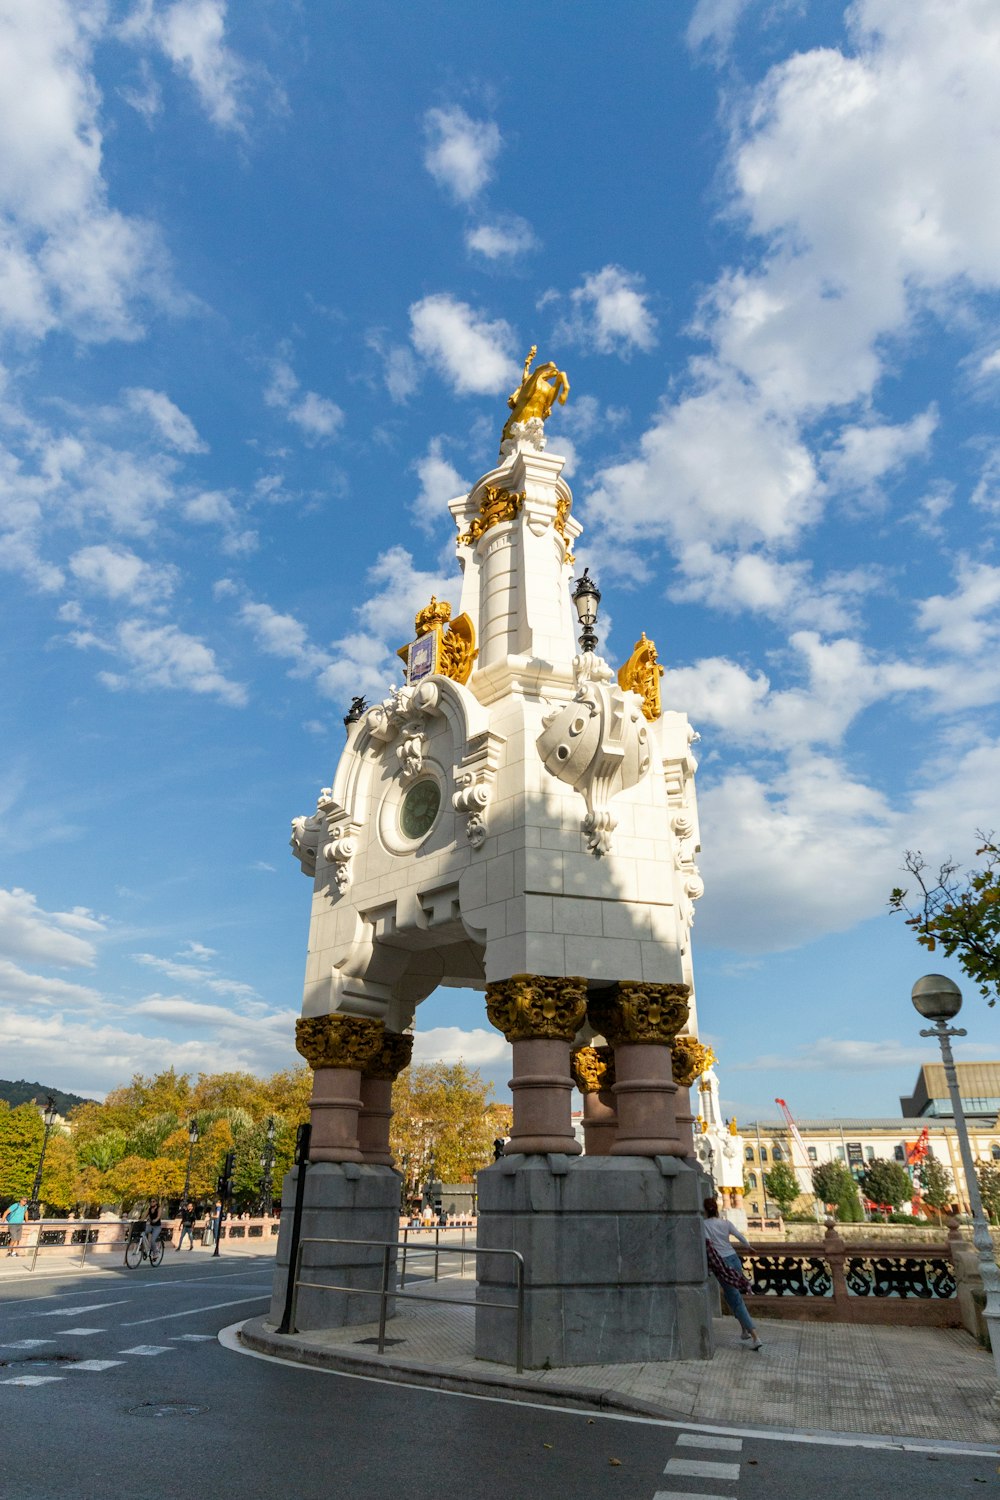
[267,1161,401,1331]
[475,1154,713,1368]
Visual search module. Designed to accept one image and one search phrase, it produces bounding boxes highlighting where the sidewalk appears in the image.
[240,1277,1000,1446]
[0,1239,276,1278]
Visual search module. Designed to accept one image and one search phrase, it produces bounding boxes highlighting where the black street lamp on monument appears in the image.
[29,1097,58,1216]
[571,568,601,655]
[259,1116,276,1216]
[181,1118,200,1206]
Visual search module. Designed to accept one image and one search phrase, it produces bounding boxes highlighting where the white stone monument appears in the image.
[270,351,717,1365]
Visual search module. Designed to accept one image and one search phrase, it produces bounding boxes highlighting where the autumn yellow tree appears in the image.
[390,1063,512,1203]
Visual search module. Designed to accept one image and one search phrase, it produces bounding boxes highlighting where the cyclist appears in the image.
[140,1198,162,1258]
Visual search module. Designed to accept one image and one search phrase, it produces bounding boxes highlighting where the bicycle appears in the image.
[124,1223,164,1269]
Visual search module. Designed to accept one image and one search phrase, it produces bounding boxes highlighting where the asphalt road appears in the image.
[1,1253,997,1500]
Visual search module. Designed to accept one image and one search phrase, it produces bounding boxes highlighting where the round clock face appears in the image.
[399,779,441,841]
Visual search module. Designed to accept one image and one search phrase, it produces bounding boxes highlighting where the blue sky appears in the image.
[2,0,1000,1122]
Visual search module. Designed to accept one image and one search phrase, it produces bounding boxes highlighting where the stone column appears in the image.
[570,1045,617,1155]
[294,1014,385,1164]
[485,974,588,1155]
[588,981,690,1157]
[358,1032,414,1166]
[670,1036,714,1158]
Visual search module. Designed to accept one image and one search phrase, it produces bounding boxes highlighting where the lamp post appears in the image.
[29,1097,58,1214]
[259,1116,276,1216]
[912,973,1000,1384]
[571,568,601,655]
[181,1118,200,1206]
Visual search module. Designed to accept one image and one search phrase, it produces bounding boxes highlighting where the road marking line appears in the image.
[676,1433,743,1452]
[71,1360,124,1372]
[0,1340,56,1349]
[60,1328,104,1336]
[119,1345,172,1355]
[173,1334,217,1341]
[219,1323,1000,1459]
[665,1458,741,1481]
[36,1301,129,1317]
[653,1492,736,1500]
[1,1375,64,1386]
[121,1296,270,1327]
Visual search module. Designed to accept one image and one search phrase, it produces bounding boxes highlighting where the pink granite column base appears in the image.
[581,1090,618,1156]
[308,1066,365,1163]
[674,1085,696,1155]
[505,1037,582,1156]
[357,1076,394,1166]
[610,1042,683,1156]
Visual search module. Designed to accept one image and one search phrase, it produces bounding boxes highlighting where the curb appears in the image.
[237,1315,686,1422]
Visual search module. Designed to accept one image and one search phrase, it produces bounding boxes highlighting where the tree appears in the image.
[390,1063,512,1202]
[890,835,1000,1005]
[917,1156,953,1213]
[811,1160,864,1221]
[0,1102,44,1200]
[977,1162,1000,1224]
[860,1158,912,1212]
[763,1160,801,1215]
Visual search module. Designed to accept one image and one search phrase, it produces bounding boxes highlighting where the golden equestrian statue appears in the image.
[501,345,570,443]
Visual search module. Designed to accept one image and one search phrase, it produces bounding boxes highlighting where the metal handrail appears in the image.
[286,1235,526,1373]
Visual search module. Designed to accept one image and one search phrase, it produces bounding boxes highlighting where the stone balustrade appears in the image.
[1,1214,281,1261]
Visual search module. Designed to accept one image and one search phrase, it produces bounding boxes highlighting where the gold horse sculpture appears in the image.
[502,346,570,443]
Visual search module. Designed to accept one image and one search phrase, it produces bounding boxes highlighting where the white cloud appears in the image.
[822,407,937,493]
[409,295,520,397]
[410,437,468,532]
[0,1,173,342]
[120,0,249,133]
[132,952,259,1000]
[730,1037,953,1073]
[422,106,501,203]
[69,543,177,604]
[77,617,247,705]
[560,265,658,356]
[0,957,103,1010]
[0,886,103,968]
[465,217,538,261]
[264,356,344,443]
[124,387,207,453]
[182,490,257,555]
[411,1026,510,1068]
[916,559,1000,656]
[687,0,754,51]
[239,600,329,676]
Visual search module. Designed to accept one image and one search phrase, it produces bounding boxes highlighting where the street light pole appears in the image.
[29,1097,57,1213]
[181,1118,200,1205]
[912,973,1000,1386]
[259,1116,276,1216]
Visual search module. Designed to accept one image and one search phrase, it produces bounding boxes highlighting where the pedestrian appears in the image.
[176,1200,197,1251]
[212,1198,223,1245]
[2,1199,28,1257]
[702,1196,762,1350]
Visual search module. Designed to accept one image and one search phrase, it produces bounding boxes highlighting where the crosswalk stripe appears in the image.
[70,1361,124,1372]
[676,1433,743,1452]
[652,1492,736,1500]
[118,1344,172,1355]
[664,1457,742,1480]
[1,1375,64,1386]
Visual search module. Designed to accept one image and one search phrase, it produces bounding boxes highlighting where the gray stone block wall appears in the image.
[268,1161,402,1332]
[475,1155,714,1368]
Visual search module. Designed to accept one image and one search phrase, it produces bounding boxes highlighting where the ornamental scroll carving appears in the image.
[537,663,651,855]
[457,485,524,547]
[290,794,363,892]
[294,1014,385,1071]
[362,1030,414,1082]
[570,1044,616,1095]
[452,729,504,849]
[365,680,445,788]
[485,974,588,1042]
[670,1035,714,1088]
[587,981,690,1047]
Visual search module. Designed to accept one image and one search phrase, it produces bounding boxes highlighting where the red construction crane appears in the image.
[774,1097,811,1172]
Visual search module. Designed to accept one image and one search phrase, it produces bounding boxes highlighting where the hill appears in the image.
[0,1079,92,1115]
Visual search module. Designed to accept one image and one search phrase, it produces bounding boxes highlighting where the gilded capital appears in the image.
[571,1044,616,1095]
[295,1014,386,1071]
[588,981,690,1046]
[363,1030,414,1081]
[486,974,588,1042]
[670,1035,713,1088]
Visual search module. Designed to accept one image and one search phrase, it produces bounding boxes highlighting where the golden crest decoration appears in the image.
[617,633,664,721]
[457,485,524,547]
[397,598,478,686]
